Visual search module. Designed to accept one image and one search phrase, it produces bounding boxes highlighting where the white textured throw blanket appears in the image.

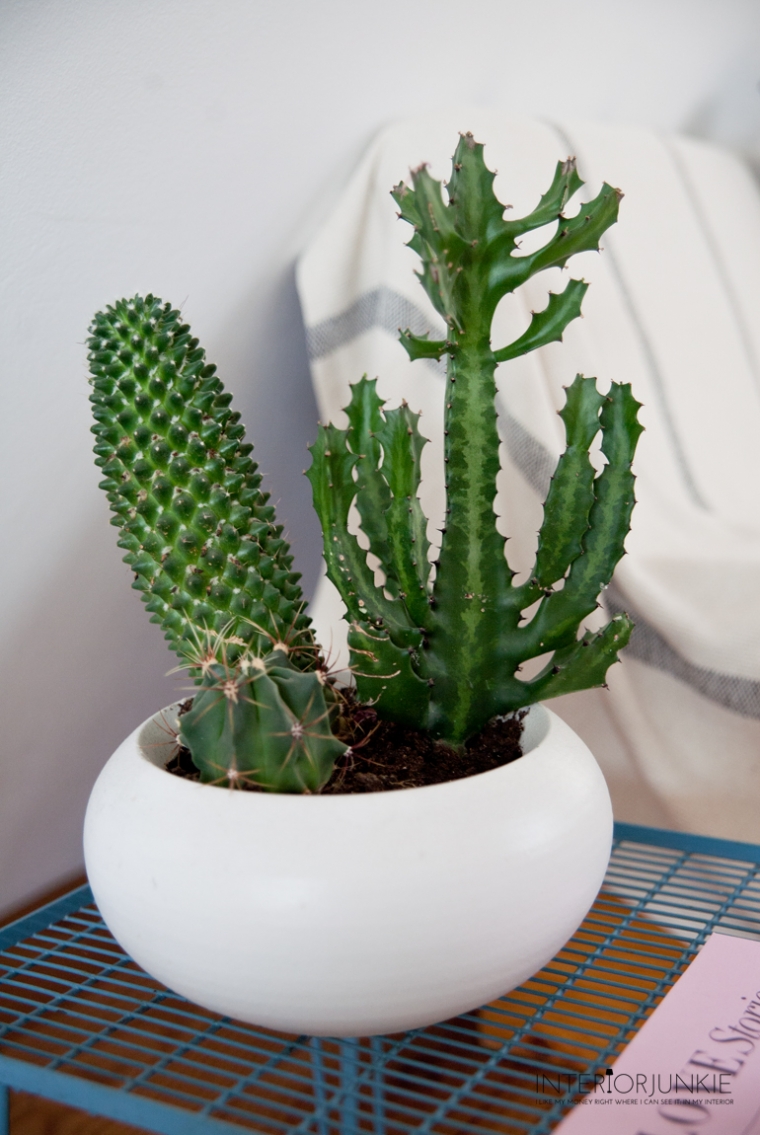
[297,112,760,840]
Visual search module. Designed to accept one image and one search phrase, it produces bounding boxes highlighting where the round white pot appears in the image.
[84,703,612,1037]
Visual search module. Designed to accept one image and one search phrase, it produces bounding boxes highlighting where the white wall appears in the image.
[1,0,759,917]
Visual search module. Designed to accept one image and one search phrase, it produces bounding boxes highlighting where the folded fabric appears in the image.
[297,111,760,840]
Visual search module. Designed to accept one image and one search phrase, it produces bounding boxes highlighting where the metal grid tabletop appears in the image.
[2,821,760,1135]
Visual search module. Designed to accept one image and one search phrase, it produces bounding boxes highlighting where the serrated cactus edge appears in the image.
[307,133,643,747]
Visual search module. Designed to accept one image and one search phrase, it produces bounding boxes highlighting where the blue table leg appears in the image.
[0,1083,8,1135]
[370,1035,385,1135]
[310,1038,328,1135]
[339,1038,358,1135]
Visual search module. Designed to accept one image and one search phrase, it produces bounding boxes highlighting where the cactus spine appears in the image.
[307,134,642,747]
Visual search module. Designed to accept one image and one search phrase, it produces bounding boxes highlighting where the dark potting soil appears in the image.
[166,697,525,794]
[322,706,525,793]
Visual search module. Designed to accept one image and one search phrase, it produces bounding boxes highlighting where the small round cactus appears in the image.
[177,635,346,794]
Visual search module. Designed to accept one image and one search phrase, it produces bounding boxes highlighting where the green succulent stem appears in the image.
[308,133,641,748]
[425,336,514,740]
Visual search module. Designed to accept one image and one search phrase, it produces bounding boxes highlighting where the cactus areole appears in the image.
[88,133,642,791]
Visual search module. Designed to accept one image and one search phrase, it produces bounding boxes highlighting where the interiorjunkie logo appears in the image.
[549,937,760,1133]
[536,1067,734,1106]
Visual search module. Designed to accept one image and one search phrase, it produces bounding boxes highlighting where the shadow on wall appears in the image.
[0,263,323,919]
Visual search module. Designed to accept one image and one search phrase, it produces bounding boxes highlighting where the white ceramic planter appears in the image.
[84,703,612,1037]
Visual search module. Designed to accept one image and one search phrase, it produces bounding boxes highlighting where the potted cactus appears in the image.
[84,134,641,1037]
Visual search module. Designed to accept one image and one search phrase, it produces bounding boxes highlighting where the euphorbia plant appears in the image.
[88,133,641,789]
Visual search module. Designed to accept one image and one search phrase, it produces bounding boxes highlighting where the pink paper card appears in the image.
[552,932,760,1134]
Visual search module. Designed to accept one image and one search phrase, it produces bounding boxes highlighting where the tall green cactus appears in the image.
[88,296,313,666]
[307,134,642,747]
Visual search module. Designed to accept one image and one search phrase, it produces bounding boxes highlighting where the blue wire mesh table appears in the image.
[2,821,760,1135]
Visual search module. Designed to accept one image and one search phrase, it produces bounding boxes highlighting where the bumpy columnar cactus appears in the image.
[88,296,312,665]
[307,134,642,747]
[88,296,330,791]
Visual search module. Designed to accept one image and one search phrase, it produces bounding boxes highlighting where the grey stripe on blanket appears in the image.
[605,584,760,719]
[306,286,445,374]
[304,288,760,720]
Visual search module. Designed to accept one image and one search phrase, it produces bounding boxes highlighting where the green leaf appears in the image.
[502,157,584,237]
[399,330,447,362]
[392,169,466,326]
[494,280,588,363]
[519,613,633,704]
[525,182,622,276]
[488,183,621,305]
